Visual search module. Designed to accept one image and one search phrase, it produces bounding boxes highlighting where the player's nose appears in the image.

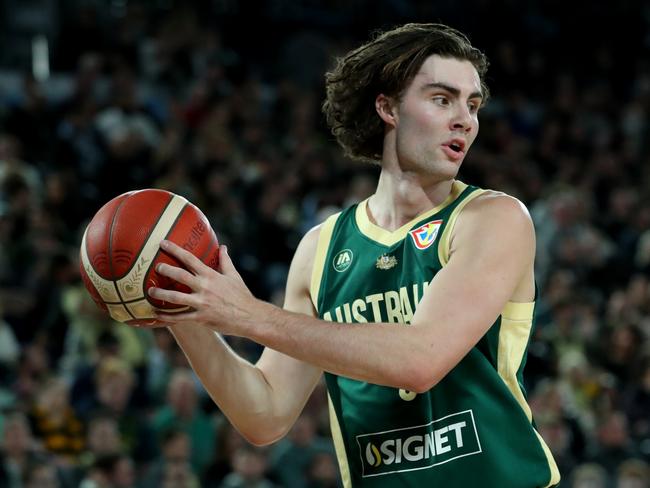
[449,105,473,133]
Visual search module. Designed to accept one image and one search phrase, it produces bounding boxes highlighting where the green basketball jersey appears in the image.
[309,181,560,487]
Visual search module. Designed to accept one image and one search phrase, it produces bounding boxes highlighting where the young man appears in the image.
[148,23,561,487]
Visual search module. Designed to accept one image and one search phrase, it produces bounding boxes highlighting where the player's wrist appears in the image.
[234,299,280,341]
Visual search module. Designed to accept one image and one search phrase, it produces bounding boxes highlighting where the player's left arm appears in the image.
[404,192,536,390]
[151,193,535,393]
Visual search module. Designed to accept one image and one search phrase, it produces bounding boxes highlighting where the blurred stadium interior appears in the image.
[0,0,649,486]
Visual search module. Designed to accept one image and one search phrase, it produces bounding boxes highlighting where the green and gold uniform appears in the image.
[309,181,560,487]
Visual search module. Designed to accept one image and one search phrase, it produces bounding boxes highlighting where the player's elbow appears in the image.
[401,358,443,394]
[239,422,289,447]
[231,410,294,447]
[404,380,432,395]
[243,432,278,447]
[404,375,440,394]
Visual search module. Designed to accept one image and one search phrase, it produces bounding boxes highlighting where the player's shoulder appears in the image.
[297,224,322,259]
[465,188,533,227]
[301,209,343,249]
[285,210,344,296]
[291,209,343,268]
[453,187,535,248]
[448,187,536,263]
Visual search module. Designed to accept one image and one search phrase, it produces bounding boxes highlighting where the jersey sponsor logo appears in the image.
[409,219,443,250]
[356,410,482,478]
[333,249,353,272]
[366,443,382,467]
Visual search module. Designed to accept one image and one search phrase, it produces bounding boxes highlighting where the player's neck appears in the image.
[367,169,454,231]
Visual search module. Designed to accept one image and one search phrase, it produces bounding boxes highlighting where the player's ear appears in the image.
[375,94,398,127]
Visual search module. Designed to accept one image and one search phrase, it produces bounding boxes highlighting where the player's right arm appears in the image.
[167,227,323,446]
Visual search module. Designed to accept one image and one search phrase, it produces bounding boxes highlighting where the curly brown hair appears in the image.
[322,23,489,163]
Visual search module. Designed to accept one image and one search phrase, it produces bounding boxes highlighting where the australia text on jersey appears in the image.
[322,281,430,324]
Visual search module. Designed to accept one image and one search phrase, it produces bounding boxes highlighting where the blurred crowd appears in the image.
[0,1,649,487]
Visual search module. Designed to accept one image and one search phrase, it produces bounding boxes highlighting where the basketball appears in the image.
[79,189,219,325]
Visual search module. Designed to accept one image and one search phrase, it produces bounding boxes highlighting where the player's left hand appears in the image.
[148,240,257,334]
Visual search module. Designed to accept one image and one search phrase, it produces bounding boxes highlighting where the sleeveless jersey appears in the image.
[309,180,560,487]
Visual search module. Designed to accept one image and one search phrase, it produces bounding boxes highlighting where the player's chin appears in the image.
[432,159,462,178]
[443,153,465,167]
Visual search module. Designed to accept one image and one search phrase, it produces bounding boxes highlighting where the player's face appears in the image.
[392,55,482,178]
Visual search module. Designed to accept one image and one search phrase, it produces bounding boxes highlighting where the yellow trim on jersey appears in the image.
[437,186,487,265]
[498,301,535,422]
[535,430,562,487]
[355,180,468,247]
[328,395,352,488]
[498,301,561,487]
[310,212,341,312]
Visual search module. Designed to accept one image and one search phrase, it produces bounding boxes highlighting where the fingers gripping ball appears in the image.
[79,189,219,325]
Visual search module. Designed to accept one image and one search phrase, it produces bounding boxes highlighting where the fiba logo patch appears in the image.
[333,249,353,272]
[409,219,443,250]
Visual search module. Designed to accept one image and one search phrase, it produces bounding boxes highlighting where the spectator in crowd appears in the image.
[79,453,136,488]
[146,328,178,405]
[590,411,639,474]
[13,344,50,410]
[570,462,608,488]
[305,451,340,488]
[624,357,650,456]
[23,460,61,488]
[0,304,20,391]
[84,357,156,465]
[0,411,43,487]
[615,458,649,488]
[202,418,247,488]
[76,411,124,481]
[151,367,216,474]
[269,413,336,488]
[28,376,85,463]
[220,445,276,488]
[141,428,200,488]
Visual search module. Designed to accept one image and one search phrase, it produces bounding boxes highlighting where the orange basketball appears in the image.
[79,189,219,325]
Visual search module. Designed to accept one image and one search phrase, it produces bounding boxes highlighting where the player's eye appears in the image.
[432,96,449,106]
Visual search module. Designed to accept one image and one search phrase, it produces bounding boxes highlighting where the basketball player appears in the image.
[148,23,561,487]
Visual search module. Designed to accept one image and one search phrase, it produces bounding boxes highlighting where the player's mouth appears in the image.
[441,139,466,161]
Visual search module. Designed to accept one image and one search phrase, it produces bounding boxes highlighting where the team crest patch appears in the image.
[376,254,398,270]
[409,219,443,250]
